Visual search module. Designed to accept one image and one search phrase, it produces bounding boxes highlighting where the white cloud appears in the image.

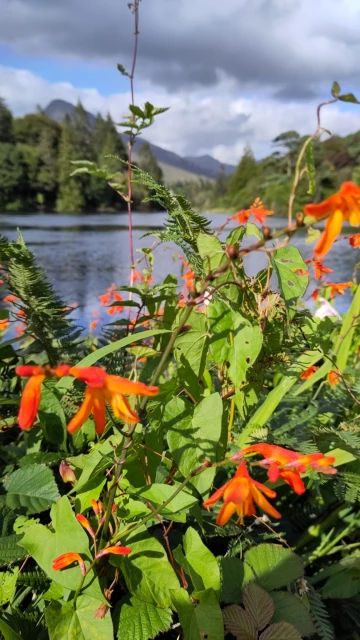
[2,65,360,164]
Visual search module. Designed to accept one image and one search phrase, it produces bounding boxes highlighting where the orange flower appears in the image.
[76,513,95,539]
[67,366,159,435]
[349,233,360,248]
[99,292,111,306]
[16,365,47,430]
[306,258,333,280]
[232,198,273,226]
[90,320,98,329]
[182,269,195,289]
[232,210,250,224]
[96,545,131,558]
[52,552,86,575]
[3,294,18,304]
[326,282,352,299]
[300,365,318,380]
[235,444,336,495]
[91,499,103,516]
[0,319,9,331]
[203,460,281,526]
[311,288,319,300]
[304,182,360,257]
[328,369,340,386]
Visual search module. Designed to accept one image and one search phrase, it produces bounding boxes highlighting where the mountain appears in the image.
[43,99,235,180]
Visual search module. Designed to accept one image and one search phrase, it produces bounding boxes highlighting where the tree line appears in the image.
[0,99,163,213]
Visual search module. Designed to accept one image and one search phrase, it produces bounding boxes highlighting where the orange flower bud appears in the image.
[59,461,76,485]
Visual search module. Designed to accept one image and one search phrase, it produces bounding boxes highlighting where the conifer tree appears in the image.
[56,118,84,212]
[0,98,14,143]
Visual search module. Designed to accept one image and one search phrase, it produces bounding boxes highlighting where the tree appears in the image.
[138,142,163,183]
[272,131,301,176]
[0,98,14,143]
[56,119,84,212]
[14,113,61,148]
[227,145,258,201]
[0,143,28,211]
[92,115,127,210]
[213,164,228,199]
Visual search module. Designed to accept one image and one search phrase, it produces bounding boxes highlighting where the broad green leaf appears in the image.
[223,604,257,640]
[197,233,226,272]
[322,568,360,599]
[244,544,303,591]
[73,434,123,494]
[246,222,262,239]
[19,496,103,600]
[0,535,26,567]
[135,483,198,515]
[39,385,67,446]
[0,618,22,640]
[2,464,59,514]
[228,317,263,388]
[45,595,113,640]
[0,568,18,605]
[174,311,208,378]
[166,394,223,495]
[338,92,360,104]
[219,557,244,604]
[182,527,220,596]
[305,226,321,244]
[126,346,160,359]
[173,587,224,640]
[208,300,233,363]
[271,246,308,313]
[260,622,302,640]
[116,595,172,640]
[243,583,274,631]
[271,592,315,637]
[111,527,179,608]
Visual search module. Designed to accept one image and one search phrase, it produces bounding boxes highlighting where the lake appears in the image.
[0,212,358,328]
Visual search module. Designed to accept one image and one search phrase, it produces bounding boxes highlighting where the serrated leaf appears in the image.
[2,464,59,514]
[116,595,172,640]
[331,81,340,98]
[243,583,274,631]
[181,527,221,596]
[244,544,303,591]
[110,527,179,608]
[166,394,223,495]
[0,569,18,606]
[173,587,224,640]
[0,535,26,567]
[271,246,308,314]
[126,346,160,358]
[129,104,144,118]
[219,557,244,604]
[45,594,113,640]
[271,591,315,637]
[259,621,302,640]
[223,604,257,640]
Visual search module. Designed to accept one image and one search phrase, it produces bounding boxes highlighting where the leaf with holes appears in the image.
[259,622,302,640]
[271,246,308,315]
[228,317,263,388]
[243,584,274,631]
[2,464,59,514]
[223,604,257,640]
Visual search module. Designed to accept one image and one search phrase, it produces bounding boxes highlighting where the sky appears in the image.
[1,0,360,164]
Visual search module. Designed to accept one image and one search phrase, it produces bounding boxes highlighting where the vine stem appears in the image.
[126,0,140,269]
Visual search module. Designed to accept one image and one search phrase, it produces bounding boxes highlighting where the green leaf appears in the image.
[208,300,233,364]
[223,604,257,640]
[166,394,223,495]
[243,583,274,631]
[322,569,360,599]
[197,233,226,272]
[126,346,160,359]
[0,618,22,640]
[271,246,308,314]
[173,587,224,640]
[135,483,198,515]
[0,535,26,567]
[181,527,221,596]
[45,595,113,640]
[305,142,316,195]
[111,527,179,608]
[228,317,263,388]
[305,227,321,244]
[39,385,67,446]
[244,544,303,591]
[19,496,102,600]
[331,81,341,97]
[174,311,208,378]
[259,622,302,640]
[338,92,360,104]
[246,222,262,239]
[0,568,18,606]
[219,557,244,604]
[129,104,144,118]
[2,464,59,514]
[271,591,315,637]
[117,63,129,76]
[116,595,172,640]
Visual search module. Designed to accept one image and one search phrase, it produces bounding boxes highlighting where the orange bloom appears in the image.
[0,319,9,331]
[306,258,333,280]
[182,269,195,290]
[233,198,273,226]
[16,365,46,430]
[96,545,131,558]
[91,499,103,516]
[300,365,318,380]
[235,444,336,495]
[76,513,95,539]
[304,182,360,257]
[203,460,281,526]
[67,366,159,435]
[326,281,352,299]
[52,552,86,575]
[99,292,111,306]
[131,270,141,283]
[349,233,360,248]
[232,210,250,225]
[328,369,340,386]
[3,294,18,304]
[90,320,98,329]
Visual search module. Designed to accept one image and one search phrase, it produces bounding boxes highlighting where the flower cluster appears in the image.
[98,283,124,316]
[16,364,159,435]
[232,197,274,226]
[204,444,336,526]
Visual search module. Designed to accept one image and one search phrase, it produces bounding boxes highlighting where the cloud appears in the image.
[2,64,360,165]
[1,0,360,98]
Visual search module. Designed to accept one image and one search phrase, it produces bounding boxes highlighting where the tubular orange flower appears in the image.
[96,545,132,558]
[349,233,360,247]
[0,319,9,331]
[328,369,340,386]
[311,288,319,300]
[232,210,250,224]
[232,198,273,226]
[300,365,318,380]
[182,269,195,289]
[203,460,281,526]
[16,366,46,430]
[234,444,337,495]
[76,513,95,539]
[67,366,159,435]
[304,182,360,257]
[306,258,333,280]
[326,282,352,299]
[52,552,86,575]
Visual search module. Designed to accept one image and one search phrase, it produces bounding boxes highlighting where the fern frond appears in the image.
[308,588,334,640]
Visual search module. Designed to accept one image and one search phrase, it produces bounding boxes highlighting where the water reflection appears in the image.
[0,211,358,327]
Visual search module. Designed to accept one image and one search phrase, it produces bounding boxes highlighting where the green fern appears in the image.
[308,588,334,640]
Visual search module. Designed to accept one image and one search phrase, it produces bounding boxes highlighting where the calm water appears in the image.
[0,212,358,328]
